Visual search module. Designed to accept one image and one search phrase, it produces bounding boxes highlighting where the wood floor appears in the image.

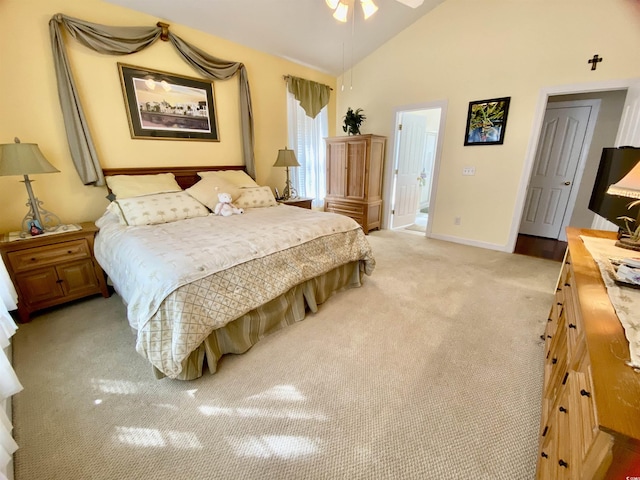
[514,234,567,262]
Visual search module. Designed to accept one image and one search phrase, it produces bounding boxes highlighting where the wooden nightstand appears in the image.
[0,222,110,322]
[281,197,313,209]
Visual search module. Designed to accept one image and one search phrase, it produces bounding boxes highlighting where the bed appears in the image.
[94,166,375,380]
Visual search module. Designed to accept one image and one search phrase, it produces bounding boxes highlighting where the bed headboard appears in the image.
[102,165,246,190]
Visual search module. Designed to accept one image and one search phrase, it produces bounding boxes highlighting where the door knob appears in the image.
[564,181,571,186]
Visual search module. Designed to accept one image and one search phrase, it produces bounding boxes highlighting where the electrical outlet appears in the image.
[462,167,475,176]
[454,216,461,225]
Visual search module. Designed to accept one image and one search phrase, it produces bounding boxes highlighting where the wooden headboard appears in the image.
[102,165,246,190]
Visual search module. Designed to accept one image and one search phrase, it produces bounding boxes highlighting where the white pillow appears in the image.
[106,173,182,199]
[185,176,242,211]
[113,192,209,226]
[234,186,278,209]
[197,170,259,188]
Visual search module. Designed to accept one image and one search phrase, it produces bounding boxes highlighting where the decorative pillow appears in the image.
[113,192,209,226]
[106,173,182,199]
[185,176,242,211]
[197,170,259,188]
[234,186,278,209]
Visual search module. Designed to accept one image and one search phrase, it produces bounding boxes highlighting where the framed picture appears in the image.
[117,63,219,141]
[463,97,511,146]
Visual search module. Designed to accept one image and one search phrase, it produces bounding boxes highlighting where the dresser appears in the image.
[0,222,110,322]
[537,227,640,479]
[324,134,385,234]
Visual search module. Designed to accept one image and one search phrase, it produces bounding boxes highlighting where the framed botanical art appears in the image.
[118,63,219,141]
[464,96,511,146]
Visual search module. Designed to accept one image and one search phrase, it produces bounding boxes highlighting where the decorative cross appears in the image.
[588,54,603,71]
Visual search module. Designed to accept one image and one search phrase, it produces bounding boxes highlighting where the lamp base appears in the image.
[20,195,61,237]
[615,238,640,252]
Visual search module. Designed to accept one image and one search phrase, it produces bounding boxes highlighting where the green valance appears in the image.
[286,76,331,119]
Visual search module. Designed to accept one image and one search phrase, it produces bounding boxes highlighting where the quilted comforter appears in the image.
[94,205,375,378]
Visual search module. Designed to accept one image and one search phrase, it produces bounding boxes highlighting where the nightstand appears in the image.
[281,197,313,209]
[0,222,110,322]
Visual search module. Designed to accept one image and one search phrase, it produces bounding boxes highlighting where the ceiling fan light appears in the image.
[360,0,378,19]
[333,2,349,22]
[395,0,424,7]
[326,0,340,9]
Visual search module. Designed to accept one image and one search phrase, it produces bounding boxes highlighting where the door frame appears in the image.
[519,99,601,242]
[508,78,639,252]
[384,99,448,236]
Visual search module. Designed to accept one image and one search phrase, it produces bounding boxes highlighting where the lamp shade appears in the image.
[273,147,300,168]
[607,160,640,200]
[0,141,59,176]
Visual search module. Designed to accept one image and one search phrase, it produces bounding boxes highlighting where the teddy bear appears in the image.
[214,192,244,216]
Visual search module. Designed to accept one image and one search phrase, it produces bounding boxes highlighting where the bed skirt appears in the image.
[152,260,363,380]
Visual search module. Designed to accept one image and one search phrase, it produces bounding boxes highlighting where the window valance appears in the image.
[285,76,331,119]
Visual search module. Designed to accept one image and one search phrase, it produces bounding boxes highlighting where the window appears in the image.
[286,91,328,208]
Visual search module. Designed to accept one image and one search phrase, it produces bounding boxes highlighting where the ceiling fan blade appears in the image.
[395,0,424,7]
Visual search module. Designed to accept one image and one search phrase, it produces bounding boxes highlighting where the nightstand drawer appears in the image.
[7,239,91,273]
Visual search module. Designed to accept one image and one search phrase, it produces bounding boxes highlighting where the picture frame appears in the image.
[463,96,511,146]
[117,63,219,141]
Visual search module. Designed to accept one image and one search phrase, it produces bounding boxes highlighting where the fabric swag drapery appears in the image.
[49,14,256,186]
[285,76,331,120]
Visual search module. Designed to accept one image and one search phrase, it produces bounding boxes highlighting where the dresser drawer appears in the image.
[325,200,365,216]
[7,239,91,273]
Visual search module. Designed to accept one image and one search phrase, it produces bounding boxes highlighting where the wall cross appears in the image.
[588,54,603,71]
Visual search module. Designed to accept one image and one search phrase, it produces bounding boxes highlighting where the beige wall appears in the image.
[335,0,640,248]
[0,0,336,232]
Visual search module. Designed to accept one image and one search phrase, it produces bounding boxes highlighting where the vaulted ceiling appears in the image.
[104,0,445,75]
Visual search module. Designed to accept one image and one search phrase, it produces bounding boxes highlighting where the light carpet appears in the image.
[12,230,559,480]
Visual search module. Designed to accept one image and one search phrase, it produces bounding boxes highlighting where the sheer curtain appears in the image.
[286,91,328,208]
[0,258,21,480]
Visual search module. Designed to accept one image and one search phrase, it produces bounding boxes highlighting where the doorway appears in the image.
[388,102,446,235]
[519,99,600,241]
[509,78,640,253]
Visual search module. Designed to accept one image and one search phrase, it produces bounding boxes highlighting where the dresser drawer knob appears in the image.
[541,452,548,458]
[551,357,558,364]
[564,283,570,287]
[568,323,576,329]
[559,406,567,413]
[580,389,591,397]
[558,459,568,468]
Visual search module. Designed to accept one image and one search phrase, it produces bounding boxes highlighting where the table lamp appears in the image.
[607,159,640,251]
[273,147,300,201]
[0,138,62,236]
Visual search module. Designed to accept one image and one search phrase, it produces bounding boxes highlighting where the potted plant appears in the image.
[343,107,366,135]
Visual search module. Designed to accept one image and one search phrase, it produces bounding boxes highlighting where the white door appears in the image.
[391,113,427,228]
[520,104,595,238]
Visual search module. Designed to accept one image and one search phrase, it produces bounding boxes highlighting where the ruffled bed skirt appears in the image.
[152,260,363,380]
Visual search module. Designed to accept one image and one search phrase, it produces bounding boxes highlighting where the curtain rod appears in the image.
[283,75,333,91]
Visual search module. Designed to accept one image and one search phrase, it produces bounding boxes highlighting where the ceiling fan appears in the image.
[326,0,424,22]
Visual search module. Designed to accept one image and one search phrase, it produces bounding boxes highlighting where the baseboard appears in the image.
[428,233,510,253]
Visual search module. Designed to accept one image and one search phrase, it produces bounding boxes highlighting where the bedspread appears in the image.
[95,205,375,378]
